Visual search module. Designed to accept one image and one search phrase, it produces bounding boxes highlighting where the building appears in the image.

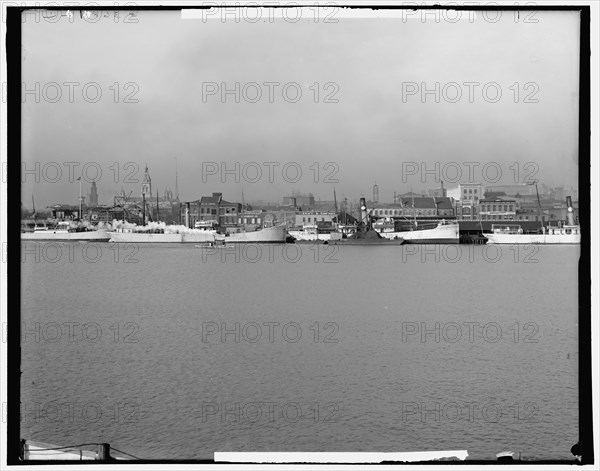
[478,199,517,221]
[141,166,152,199]
[427,185,447,198]
[294,211,336,227]
[182,192,242,229]
[49,204,80,220]
[371,197,455,220]
[282,196,297,207]
[283,193,315,209]
[88,182,98,206]
[484,184,535,197]
[457,183,483,220]
[238,209,264,228]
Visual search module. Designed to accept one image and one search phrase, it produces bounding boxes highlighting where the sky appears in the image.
[20,8,581,208]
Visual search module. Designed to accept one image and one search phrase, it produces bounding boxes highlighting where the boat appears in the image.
[484,222,580,244]
[21,221,111,242]
[108,223,219,243]
[484,195,580,245]
[374,219,459,244]
[108,222,287,244]
[288,224,334,242]
[326,197,404,245]
[222,225,287,243]
[327,229,404,245]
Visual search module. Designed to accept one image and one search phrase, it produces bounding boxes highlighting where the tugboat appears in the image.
[326,198,404,245]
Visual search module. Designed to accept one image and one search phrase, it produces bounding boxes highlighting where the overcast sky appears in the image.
[21,8,580,208]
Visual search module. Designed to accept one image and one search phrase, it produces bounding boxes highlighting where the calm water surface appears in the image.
[20,243,579,460]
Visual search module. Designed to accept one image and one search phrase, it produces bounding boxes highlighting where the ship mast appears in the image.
[32,194,36,225]
[529,180,545,234]
[411,189,417,227]
[333,188,338,214]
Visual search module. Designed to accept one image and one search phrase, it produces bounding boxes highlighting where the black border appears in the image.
[6,3,593,466]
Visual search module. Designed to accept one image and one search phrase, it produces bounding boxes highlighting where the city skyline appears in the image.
[20,9,580,208]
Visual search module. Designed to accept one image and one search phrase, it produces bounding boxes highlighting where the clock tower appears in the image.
[141,166,152,199]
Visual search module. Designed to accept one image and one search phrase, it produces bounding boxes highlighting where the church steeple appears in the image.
[141,165,152,199]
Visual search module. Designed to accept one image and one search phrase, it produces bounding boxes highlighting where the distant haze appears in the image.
[20,9,580,208]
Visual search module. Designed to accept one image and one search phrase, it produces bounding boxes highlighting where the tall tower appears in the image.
[175,157,180,201]
[89,181,98,206]
[373,183,379,204]
[141,165,152,199]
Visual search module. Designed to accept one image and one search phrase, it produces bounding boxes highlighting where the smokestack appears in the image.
[185,202,190,228]
[360,197,368,228]
[566,196,574,225]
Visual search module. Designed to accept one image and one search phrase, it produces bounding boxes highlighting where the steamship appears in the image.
[21,221,111,241]
[326,197,405,245]
[484,196,580,245]
[374,219,460,244]
[108,222,286,244]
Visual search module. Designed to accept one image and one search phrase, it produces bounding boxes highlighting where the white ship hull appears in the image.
[21,230,110,241]
[484,233,581,244]
[223,225,287,243]
[108,231,217,243]
[288,231,331,242]
[109,226,286,243]
[377,223,459,244]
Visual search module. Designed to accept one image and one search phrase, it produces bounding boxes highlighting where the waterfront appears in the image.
[20,243,579,461]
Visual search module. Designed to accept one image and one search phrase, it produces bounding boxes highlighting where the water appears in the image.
[20,242,579,460]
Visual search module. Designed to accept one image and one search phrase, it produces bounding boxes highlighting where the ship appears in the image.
[108,222,287,244]
[21,221,111,242]
[222,224,287,243]
[288,190,357,243]
[108,221,219,243]
[288,224,335,242]
[374,219,459,244]
[326,198,404,245]
[484,222,580,245]
[484,196,580,245]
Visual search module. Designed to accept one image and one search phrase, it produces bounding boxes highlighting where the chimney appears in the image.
[360,197,368,227]
[566,196,574,225]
